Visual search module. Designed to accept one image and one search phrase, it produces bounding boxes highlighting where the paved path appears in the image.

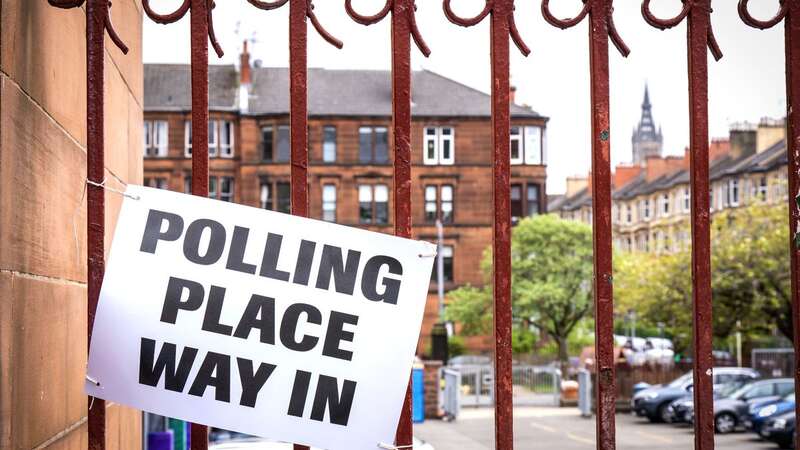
[415,407,779,450]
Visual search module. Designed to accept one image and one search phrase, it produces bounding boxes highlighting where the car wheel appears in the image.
[658,403,672,424]
[714,413,736,434]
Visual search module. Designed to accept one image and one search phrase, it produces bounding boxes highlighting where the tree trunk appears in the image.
[556,336,569,377]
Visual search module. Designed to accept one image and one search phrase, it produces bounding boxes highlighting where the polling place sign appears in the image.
[86,185,435,450]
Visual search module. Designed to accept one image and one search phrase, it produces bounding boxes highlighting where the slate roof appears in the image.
[553,139,787,211]
[144,64,544,119]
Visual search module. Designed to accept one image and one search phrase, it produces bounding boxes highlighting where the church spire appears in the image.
[631,83,663,165]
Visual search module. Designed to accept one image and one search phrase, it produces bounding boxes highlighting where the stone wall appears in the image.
[0,1,143,448]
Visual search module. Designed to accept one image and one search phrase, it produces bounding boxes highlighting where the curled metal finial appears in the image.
[541,0,630,57]
[142,0,224,57]
[345,0,431,56]
[49,0,129,54]
[641,0,722,61]
[249,0,343,49]
[738,0,787,30]
[443,0,530,56]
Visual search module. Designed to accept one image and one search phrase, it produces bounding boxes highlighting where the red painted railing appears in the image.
[45,0,800,449]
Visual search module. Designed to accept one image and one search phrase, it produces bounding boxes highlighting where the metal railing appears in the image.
[45,0,800,449]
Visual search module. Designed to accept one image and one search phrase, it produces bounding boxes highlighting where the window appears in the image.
[277,126,290,162]
[729,178,740,206]
[527,184,540,216]
[322,184,337,222]
[640,199,651,220]
[219,177,234,202]
[323,126,337,163]
[209,177,218,199]
[208,120,218,157]
[683,188,690,212]
[523,126,543,165]
[424,185,454,224]
[261,126,273,161]
[626,204,632,223]
[359,126,389,163]
[511,184,524,223]
[358,184,389,224]
[756,176,768,200]
[143,120,168,157]
[423,127,455,165]
[510,127,523,164]
[260,180,291,213]
[184,121,192,157]
[219,121,234,157]
[660,193,670,216]
[184,175,191,194]
[510,126,544,165]
[260,182,271,209]
[184,120,234,158]
[431,245,454,283]
[144,177,168,189]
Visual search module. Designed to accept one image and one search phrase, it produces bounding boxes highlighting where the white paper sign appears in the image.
[87,185,435,450]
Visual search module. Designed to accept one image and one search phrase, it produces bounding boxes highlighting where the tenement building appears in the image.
[549,87,787,254]
[143,44,548,353]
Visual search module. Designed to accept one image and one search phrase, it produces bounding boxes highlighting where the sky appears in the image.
[143,0,787,194]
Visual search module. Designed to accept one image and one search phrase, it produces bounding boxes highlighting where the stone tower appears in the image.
[631,84,663,165]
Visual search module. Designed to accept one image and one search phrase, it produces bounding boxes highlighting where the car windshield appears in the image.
[730,383,757,400]
[667,372,693,388]
[784,393,795,402]
[718,383,743,397]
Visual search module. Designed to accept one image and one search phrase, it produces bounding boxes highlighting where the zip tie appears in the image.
[72,177,140,265]
[88,396,96,411]
[418,252,437,258]
[86,177,141,201]
[378,443,414,449]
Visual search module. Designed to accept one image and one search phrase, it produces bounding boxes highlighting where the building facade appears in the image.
[143,45,549,353]
[550,89,787,254]
[1,1,142,447]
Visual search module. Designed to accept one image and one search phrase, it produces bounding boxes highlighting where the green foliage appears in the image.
[512,327,537,355]
[445,214,594,365]
[448,335,466,358]
[614,201,792,353]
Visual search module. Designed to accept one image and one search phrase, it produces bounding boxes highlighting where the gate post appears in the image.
[738,2,800,445]
[641,1,723,448]
[541,1,628,447]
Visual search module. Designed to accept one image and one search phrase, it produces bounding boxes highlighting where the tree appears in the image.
[445,214,594,370]
[614,201,793,354]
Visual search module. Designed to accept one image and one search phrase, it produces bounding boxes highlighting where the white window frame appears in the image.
[729,178,740,206]
[683,187,690,212]
[322,184,337,222]
[219,176,234,202]
[523,126,543,165]
[510,127,524,165]
[260,183,270,209]
[423,126,455,165]
[208,120,219,157]
[144,120,168,157]
[219,120,234,158]
[661,193,670,216]
[184,121,192,157]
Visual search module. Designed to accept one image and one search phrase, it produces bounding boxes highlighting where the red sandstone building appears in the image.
[143,46,548,353]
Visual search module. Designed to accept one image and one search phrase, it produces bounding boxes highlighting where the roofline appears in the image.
[143,108,548,121]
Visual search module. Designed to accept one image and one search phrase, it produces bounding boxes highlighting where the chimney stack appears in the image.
[240,40,251,85]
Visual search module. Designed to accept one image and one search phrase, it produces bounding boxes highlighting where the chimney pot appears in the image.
[240,40,251,85]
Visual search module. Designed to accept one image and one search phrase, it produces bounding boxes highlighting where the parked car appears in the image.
[762,411,796,449]
[210,433,435,450]
[710,378,794,433]
[666,382,744,424]
[745,393,795,437]
[631,367,760,422]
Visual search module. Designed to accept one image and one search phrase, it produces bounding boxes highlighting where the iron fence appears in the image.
[752,348,796,378]
[45,0,800,449]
